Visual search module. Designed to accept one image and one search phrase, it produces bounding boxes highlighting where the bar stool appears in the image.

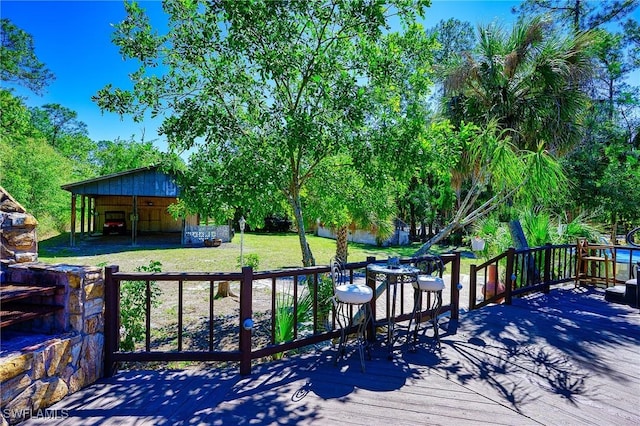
[330,258,373,372]
[408,256,445,351]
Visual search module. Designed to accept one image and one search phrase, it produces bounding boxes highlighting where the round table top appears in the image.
[367,263,419,276]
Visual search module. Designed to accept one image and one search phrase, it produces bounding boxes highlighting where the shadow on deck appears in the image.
[23,285,640,425]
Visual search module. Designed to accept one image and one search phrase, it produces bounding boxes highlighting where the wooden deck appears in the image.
[23,285,640,425]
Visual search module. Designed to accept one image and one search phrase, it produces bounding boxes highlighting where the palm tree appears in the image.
[443,17,594,154]
[414,18,595,255]
[306,153,396,263]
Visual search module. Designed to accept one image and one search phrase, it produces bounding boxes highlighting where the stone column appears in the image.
[1,265,104,425]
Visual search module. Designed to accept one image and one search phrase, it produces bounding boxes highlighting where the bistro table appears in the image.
[366,262,419,359]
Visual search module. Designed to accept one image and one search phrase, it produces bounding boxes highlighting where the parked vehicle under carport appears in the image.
[103,211,127,235]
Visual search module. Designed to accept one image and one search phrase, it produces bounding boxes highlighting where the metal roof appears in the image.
[61,166,181,197]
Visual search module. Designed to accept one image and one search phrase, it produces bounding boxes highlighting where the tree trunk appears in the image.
[508,219,540,284]
[215,281,236,298]
[413,220,461,256]
[335,224,348,262]
[289,192,315,267]
[508,219,529,250]
[409,202,417,241]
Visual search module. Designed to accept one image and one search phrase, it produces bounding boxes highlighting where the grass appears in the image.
[38,231,476,273]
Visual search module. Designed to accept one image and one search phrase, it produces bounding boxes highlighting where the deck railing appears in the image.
[104,253,461,376]
[469,243,640,310]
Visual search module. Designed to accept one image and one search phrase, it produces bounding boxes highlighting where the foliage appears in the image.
[119,260,163,352]
[0,136,75,232]
[443,16,594,153]
[29,104,88,148]
[236,253,260,270]
[304,153,398,260]
[94,0,433,267]
[316,274,335,327]
[273,284,313,359]
[0,18,54,94]
[471,209,605,259]
[558,212,603,243]
[29,103,96,178]
[0,89,31,136]
[469,216,512,260]
[93,138,170,176]
[513,2,639,234]
[513,0,638,33]
[414,120,567,255]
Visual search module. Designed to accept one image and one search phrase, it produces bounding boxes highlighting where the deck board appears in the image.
[21,285,640,425]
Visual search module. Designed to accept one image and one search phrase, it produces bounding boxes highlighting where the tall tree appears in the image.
[0,97,75,234]
[413,120,567,255]
[0,18,54,94]
[305,153,398,262]
[514,2,640,233]
[93,138,169,175]
[413,17,594,254]
[30,104,88,148]
[94,0,431,266]
[513,0,638,33]
[442,17,594,153]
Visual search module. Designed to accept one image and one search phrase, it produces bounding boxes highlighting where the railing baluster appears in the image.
[209,280,214,352]
[293,275,298,339]
[271,276,277,344]
[505,248,515,305]
[312,272,318,333]
[469,264,477,310]
[178,280,183,352]
[145,279,151,352]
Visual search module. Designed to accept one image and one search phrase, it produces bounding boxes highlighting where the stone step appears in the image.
[0,282,60,303]
[0,303,63,328]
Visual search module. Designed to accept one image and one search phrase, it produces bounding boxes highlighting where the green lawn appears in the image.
[38,232,474,273]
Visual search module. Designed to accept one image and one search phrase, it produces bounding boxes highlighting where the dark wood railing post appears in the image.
[104,265,119,377]
[365,256,376,342]
[239,266,253,376]
[469,264,477,311]
[451,252,461,320]
[505,248,515,305]
[544,243,552,293]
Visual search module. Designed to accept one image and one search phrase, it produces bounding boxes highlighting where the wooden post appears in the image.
[365,256,376,342]
[131,195,138,246]
[239,266,253,375]
[469,264,477,310]
[505,247,515,305]
[70,194,77,247]
[93,197,97,234]
[544,243,552,293]
[104,265,120,377]
[80,196,85,238]
[451,252,460,320]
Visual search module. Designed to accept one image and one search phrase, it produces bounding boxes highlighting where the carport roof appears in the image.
[61,166,181,197]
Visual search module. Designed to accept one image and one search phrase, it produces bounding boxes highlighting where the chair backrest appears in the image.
[577,238,590,258]
[330,258,348,291]
[413,255,444,277]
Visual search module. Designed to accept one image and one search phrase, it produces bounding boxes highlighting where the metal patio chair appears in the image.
[330,258,373,372]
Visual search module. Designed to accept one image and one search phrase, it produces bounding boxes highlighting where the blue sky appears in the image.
[2,1,535,151]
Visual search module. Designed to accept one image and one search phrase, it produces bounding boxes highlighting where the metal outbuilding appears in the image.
[61,166,188,246]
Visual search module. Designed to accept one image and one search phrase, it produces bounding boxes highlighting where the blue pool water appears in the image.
[616,248,640,264]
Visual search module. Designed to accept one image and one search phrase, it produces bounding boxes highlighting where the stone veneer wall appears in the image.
[0,187,38,269]
[0,264,104,425]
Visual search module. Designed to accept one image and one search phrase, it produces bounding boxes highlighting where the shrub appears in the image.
[273,283,313,359]
[236,253,260,270]
[120,260,163,351]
